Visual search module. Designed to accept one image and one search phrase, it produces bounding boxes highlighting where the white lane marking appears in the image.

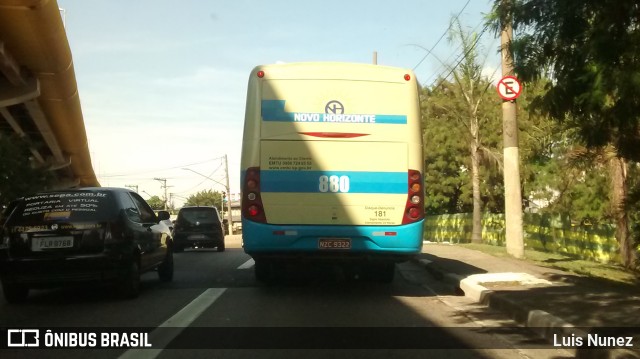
[237,258,255,269]
[118,287,226,359]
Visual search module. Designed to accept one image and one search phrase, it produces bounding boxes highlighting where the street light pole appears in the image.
[223,155,233,235]
[182,166,234,235]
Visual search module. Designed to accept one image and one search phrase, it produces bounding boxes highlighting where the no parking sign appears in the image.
[496,76,522,101]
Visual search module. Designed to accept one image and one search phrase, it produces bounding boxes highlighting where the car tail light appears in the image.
[403,169,425,224]
[242,167,267,223]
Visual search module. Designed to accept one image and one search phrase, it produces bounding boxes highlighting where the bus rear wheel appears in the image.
[254,259,270,282]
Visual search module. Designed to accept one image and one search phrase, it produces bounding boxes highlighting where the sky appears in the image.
[57,0,500,207]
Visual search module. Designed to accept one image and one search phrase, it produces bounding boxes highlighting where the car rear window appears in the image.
[177,208,221,225]
[8,191,117,225]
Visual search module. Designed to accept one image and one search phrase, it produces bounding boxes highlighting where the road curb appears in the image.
[415,258,640,359]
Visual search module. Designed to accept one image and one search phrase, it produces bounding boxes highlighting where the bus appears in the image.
[240,62,424,282]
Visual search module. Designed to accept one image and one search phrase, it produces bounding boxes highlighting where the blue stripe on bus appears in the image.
[260,170,406,194]
[241,219,425,254]
[261,100,407,125]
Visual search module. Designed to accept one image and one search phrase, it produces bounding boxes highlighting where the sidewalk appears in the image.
[416,242,640,359]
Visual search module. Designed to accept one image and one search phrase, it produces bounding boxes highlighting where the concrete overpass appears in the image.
[0,0,99,189]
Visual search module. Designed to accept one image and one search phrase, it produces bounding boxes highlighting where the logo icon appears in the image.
[51,224,58,230]
[7,329,40,347]
[325,100,344,114]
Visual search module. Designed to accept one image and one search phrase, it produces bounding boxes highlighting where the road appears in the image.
[0,235,572,359]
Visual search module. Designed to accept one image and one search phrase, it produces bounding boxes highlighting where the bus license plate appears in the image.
[318,238,351,250]
[32,236,74,251]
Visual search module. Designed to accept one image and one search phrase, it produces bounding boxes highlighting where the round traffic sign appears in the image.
[496,76,522,101]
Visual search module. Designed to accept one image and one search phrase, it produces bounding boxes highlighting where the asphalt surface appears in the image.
[3,235,636,358]
[417,242,640,359]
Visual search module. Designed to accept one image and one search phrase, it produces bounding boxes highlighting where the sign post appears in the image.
[499,13,525,259]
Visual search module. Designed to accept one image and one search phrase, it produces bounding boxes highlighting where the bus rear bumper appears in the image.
[241,219,424,262]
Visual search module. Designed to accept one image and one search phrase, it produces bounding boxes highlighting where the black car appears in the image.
[0,187,174,303]
[173,206,225,252]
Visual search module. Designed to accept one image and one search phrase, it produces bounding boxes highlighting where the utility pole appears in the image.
[125,184,138,192]
[224,154,234,235]
[154,178,170,211]
[500,1,524,258]
[373,51,378,65]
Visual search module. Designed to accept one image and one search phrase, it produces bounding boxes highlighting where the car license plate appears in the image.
[318,238,351,250]
[188,234,206,240]
[32,236,74,251]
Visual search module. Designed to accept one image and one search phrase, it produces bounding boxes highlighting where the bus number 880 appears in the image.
[319,175,350,193]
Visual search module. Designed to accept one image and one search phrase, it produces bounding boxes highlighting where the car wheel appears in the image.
[117,260,140,299]
[216,239,225,252]
[2,281,29,304]
[158,248,174,282]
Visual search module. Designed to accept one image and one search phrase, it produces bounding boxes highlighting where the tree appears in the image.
[422,18,503,242]
[0,134,51,207]
[421,84,470,215]
[449,19,491,243]
[146,195,165,211]
[184,189,223,211]
[490,0,640,268]
[421,80,504,215]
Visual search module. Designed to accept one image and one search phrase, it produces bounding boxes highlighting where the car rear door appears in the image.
[117,192,163,270]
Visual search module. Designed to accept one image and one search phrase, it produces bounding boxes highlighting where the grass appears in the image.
[459,243,639,285]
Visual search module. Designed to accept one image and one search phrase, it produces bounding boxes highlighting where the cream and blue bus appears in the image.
[240,62,424,282]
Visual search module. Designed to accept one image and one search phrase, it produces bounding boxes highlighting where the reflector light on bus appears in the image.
[373,231,398,237]
[403,169,425,224]
[243,167,267,223]
[271,230,299,236]
[248,205,260,217]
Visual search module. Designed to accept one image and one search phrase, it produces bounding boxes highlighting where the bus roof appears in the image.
[251,62,416,83]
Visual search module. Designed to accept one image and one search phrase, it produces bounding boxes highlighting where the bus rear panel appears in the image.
[240,62,424,281]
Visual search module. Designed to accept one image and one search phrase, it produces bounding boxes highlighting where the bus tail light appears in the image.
[403,169,424,224]
[242,167,267,223]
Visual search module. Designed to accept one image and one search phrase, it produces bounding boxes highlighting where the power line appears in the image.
[99,156,225,178]
[425,23,491,89]
[411,0,471,71]
[422,18,488,86]
[175,161,224,195]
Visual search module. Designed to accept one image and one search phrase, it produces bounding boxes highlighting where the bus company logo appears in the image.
[7,329,40,347]
[325,100,344,114]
